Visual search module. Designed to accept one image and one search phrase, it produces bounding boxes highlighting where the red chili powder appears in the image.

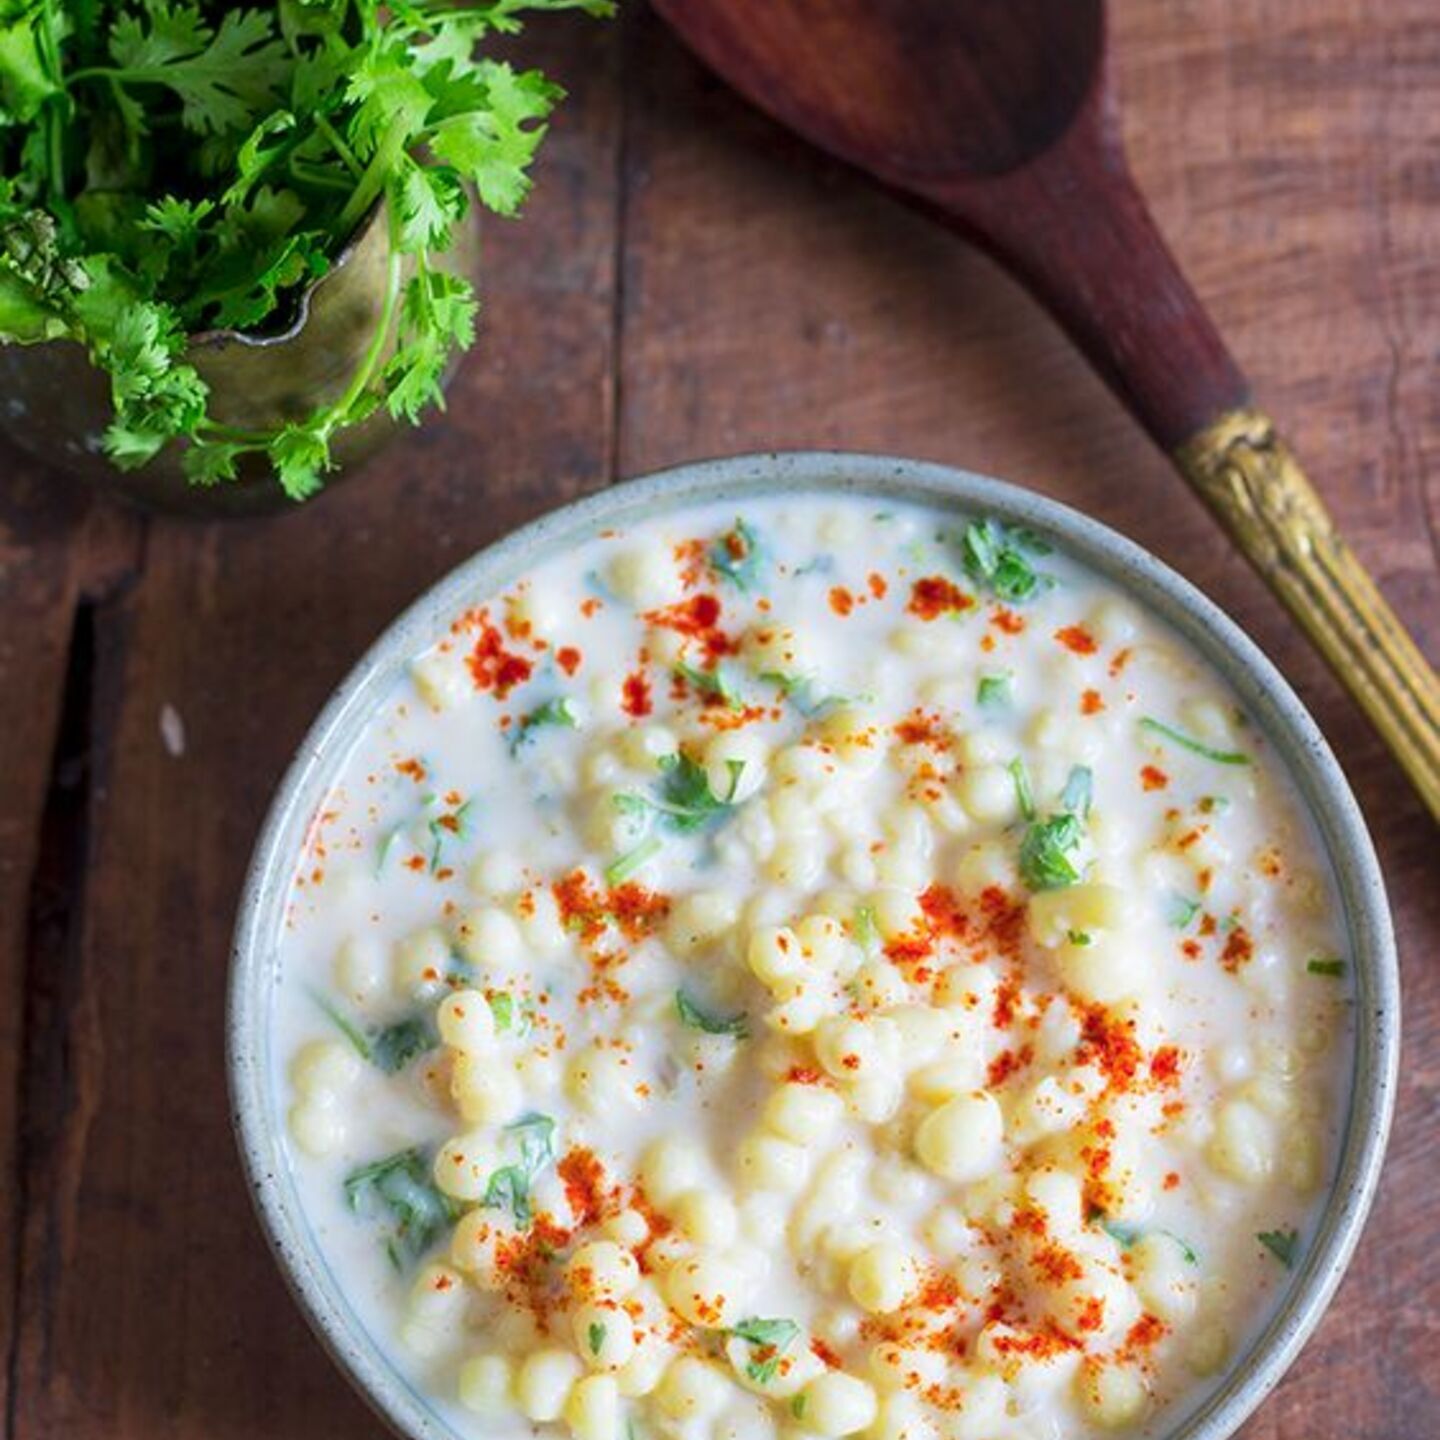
[829,585,856,616]
[467,617,535,699]
[1221,926,1255,973]
[621,670,653,718]
[1055,624,1099,655]
[908,576,975,621]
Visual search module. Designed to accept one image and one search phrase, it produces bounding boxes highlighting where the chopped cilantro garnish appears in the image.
[488,992,516,1032]
[605,836,663,887]
[1101,1218,1199,1266]
[427,797,476,872]
[1018,811,1085,892]
[313,991,437,1074]
[1139,717,1251,766]
[675,989,750,1039]
[481,1112,557,1229]
[1306,957,1346,978]
[709,518,763,590]
[344,1147,459,1271]
[976,672,1013,711]
[1257,1228,1299,1269]
[761,671,849,720]
[1067,930,1093,947]
[511,696,580,754]
[959,518,1052,602]
[369,1016,438,1074]
[616,753,746,834]
[1009,757,1036,821]
[674,661,742,710]
[1166,893,1202,930]
[730,1317,800,1385]
[588,1322,606,1356]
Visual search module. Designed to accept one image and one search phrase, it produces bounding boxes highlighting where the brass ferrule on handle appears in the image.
[1176,408,1440,823]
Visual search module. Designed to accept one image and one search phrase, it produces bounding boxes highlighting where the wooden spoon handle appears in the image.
[930,112,1440,820]
[1178,409,1440,820]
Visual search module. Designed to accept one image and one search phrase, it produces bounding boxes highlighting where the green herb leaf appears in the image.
[1306,957,1346,978]
[369,1016,437,1074]
[1139,717,1252,767]
[1166,893,1201,930]
[760,671,848,721]
[1067,930,1093,947]
[959,518,1052,603]
[617,753,745,834]
[674,661,742,710]
[730,1317,800,1385]
[1018,811,1085,892]
[312,990,437,1073]
[605,835,663,887]
[481,1110,557,1228]
[345,1146,459,1270]
[709,517,763,590]
[675,989,749,1039]
[976,672,1012,712]
[1257,1228,1299,1269]
[588,1321,606,1356]
[1008,756,1036,821]
[511,695,580,753]
[1101,1218,1199,1266]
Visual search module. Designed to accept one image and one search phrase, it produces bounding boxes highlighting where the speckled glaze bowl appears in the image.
[229,452,1399,1440]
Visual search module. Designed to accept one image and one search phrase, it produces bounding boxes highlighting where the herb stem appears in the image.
[321,200,405,436]
[339,124,410,238]
[314,112,364,179]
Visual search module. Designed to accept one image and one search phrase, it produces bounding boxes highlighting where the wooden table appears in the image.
[1,4,1435,1436]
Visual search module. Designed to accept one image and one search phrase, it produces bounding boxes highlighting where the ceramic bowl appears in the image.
[229,451,1399,1440]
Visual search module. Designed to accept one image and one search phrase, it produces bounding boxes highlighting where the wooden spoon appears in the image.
[653,0,1440,821]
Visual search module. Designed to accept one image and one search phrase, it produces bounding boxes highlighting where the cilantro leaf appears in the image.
[959,518,1052,603]
[1257,1228,1299,1269]
[675,989,750,1039]
[481,1110,558,1228]
[511,695,580,754]
[617,753,746,834]
[344,1146,459,1271]
[1139,717,1252,767]
[674,661,742,709]
[709,517,762,590]
[1018,811,1085,892]
[976,672,1012,712]
[730,1317,800,1385]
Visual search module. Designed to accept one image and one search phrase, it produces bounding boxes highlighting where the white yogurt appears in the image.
[275,496,1351,1440]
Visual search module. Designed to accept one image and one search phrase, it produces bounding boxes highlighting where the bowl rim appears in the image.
[228,449,1399,1440]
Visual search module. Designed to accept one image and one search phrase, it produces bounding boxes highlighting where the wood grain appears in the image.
[1,1,1436,1436]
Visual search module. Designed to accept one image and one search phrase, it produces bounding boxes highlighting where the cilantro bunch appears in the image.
[0,0,611,498]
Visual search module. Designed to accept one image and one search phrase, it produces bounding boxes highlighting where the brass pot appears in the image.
[0,203,479,518]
